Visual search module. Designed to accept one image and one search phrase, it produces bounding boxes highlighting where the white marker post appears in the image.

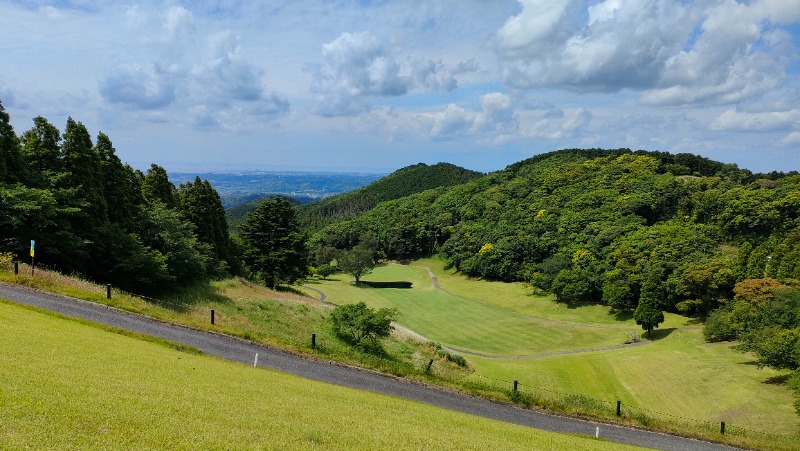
[595,426,600,438]
[254,353,259,367]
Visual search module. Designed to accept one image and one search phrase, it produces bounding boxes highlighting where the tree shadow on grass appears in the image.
[645,327,676,341]
[157,282,234,313]
[611,309,634,321]
[763,374,791,385]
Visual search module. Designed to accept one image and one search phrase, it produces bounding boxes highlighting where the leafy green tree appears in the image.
[137,202,212,285]
[338,244,376,283]
[634,281,665,338]
[330,302,397,345]
[239,197,308,288]
[316,263,336,279]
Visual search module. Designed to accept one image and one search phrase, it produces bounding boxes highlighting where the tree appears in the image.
[338,244,375,283]
[316,263,336,279]
[330,302,397,345]
[141,164,178,208]
[634,281,665,338]
[178,177,230,271]
[239,197,308,289]
[20,116,62,186]
[0,100,23,183]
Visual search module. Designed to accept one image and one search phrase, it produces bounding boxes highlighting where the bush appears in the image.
[703,307,736,342]
[330,302,397,345]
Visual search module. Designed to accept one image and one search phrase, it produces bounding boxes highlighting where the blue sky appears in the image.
[1,0,799,174]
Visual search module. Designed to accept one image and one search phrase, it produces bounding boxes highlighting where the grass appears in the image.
[0,301,641,450]
[3,261,799,449]
[309,264,641,356]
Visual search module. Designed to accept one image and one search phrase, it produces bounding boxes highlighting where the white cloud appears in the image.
[712,109,800,132]
[424,93,518,138]
[780,132,800,146]
[496,0,800,106]
[310,31,479,117]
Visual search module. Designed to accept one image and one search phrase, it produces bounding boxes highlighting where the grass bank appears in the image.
[0,301,638,450]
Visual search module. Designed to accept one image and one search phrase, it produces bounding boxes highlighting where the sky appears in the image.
[1,0,800,174]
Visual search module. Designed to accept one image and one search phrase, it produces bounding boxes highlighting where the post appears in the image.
[211,309,215,325]
[13,261,18,275]
[425,359,434,373]
[106,284,112,299]
[720,421,725,434]
[311,333,316,349]
[254,353,259,367]
[513,380,518,392]
[616,400,621,416]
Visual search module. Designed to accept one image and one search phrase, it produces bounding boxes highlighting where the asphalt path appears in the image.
[1,282,738,451]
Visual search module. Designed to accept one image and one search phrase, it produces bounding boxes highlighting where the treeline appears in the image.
[0,101,232,293]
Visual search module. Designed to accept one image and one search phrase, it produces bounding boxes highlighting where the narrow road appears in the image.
[0,283,737,451]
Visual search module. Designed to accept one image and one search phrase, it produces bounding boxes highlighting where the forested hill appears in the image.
[310,148,800,315]
[298,162,483,230]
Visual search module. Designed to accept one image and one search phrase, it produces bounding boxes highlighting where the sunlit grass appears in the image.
[0,301,639,450]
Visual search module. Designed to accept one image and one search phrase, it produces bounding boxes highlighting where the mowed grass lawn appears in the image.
[0,301,640,450]
[308,261,800,436]
[309,264,639,356]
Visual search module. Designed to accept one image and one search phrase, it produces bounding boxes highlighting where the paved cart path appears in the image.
[0,283,736,451]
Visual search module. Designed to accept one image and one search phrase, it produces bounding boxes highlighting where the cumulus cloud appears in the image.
[310,31,479,116]
[495,0,800,106]
[99,63,177,109]
[424,93,518,138]
[100,7,288,124]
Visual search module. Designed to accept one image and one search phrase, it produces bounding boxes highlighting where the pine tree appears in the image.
[141,164,178,208]
[0,100,23,183]
[61,117,107,226]
[239,197,308,288]
[20,116,62,186]
[178,177,231,270]
[96,132,142,231]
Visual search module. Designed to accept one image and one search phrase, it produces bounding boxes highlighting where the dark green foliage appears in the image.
[0,100,23,184]
[634,281,665,338]
[0,104,231,294]
[141,164,178,208]
[330,302,397,345]
[239,197,309,288]
[179,177,231,273]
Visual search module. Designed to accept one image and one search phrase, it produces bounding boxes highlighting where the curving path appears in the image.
[0,282,737,451]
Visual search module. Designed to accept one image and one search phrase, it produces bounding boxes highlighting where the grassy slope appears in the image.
[0,301,638,450]
[305,261,800,437]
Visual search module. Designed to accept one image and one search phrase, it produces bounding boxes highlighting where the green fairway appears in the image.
[310,263,641,356]
[0,301,640,450]
[308,261,800,438]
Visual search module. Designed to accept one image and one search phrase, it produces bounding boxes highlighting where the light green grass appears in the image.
[0,301,640,450]
[309,261,800,439]
[467,327,798,436]
[311,264,641,356]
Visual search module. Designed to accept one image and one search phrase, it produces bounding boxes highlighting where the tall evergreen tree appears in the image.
[178,177,230,269]
[61,117,107,226]
[141,164,178,208]
[0,100,23,183]
[95,132,142,231]
[239,197,308,288]
[20,116,62,187]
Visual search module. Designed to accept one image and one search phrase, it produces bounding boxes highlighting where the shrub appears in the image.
[330,302,397,345]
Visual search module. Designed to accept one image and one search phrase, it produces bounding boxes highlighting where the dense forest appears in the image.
[0,101,233,293]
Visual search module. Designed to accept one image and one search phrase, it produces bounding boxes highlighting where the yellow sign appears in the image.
[30,240,35,257]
